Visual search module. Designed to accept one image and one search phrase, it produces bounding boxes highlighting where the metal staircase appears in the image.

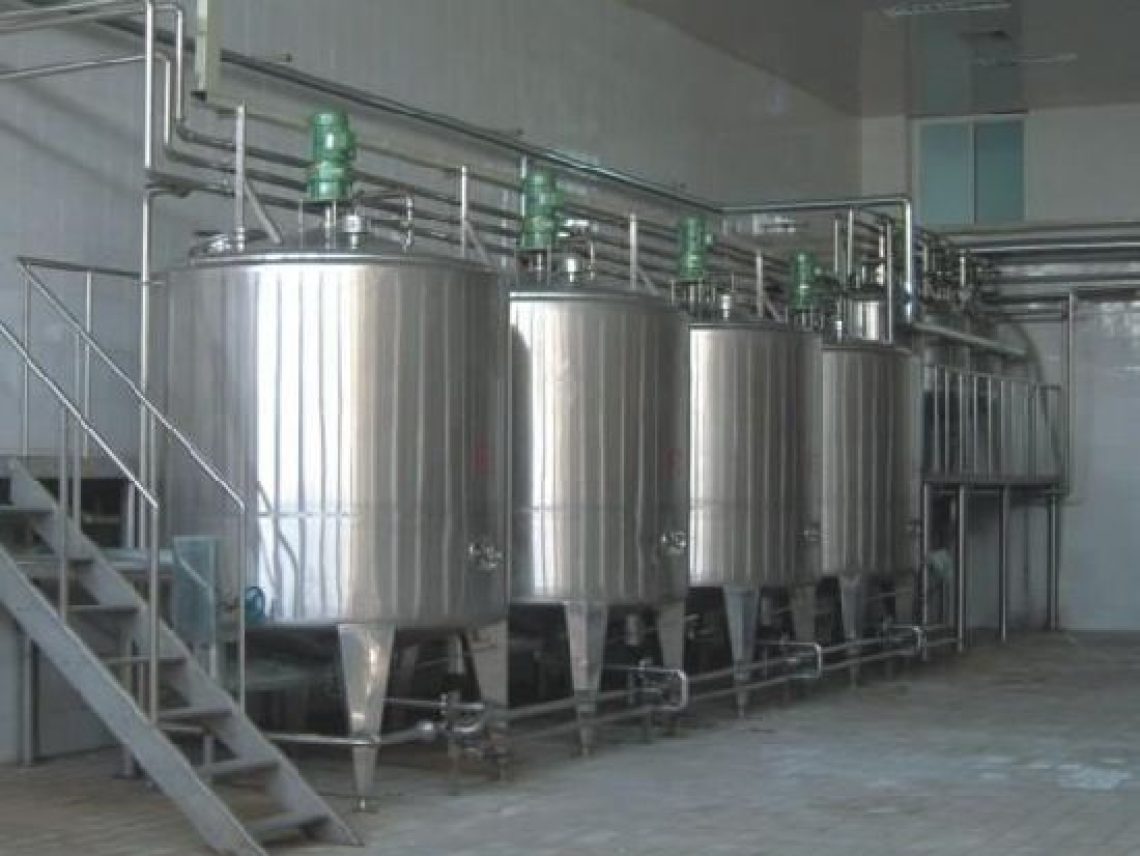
[0,461,358,855]
[0,259,358,854]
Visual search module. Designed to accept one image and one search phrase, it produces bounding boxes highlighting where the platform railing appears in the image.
[923,362,1064,483]
[9,256,249,708]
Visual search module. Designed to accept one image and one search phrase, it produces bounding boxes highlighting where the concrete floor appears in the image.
[1,633,1138,855]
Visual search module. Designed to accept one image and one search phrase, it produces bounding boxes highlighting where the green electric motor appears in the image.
[677,215,714,282]
[518,170,563,254]
[306,109,357,203]
[791,250,823,314]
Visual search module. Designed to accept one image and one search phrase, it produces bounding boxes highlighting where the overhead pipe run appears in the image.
[908,320,1028,361]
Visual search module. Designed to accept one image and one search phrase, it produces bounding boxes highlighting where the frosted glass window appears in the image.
[916,117,1025,227]
[919,122,972,227]
[975,120,1025,224]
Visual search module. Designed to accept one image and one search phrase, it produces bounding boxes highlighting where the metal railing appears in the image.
[923,362,1064,483]
[9,256,249,714]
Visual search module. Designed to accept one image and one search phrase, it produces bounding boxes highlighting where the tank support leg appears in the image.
[337,622,395,811]
[564,602,608,756]
[790,585,818,643]
[466,619,511,778]
[723,587,760,717]
[839,575,866,687]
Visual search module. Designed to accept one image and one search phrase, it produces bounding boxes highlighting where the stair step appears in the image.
[196,756,278,781]
[158,704,232,724]
[246,810,329,843]
[101,653,186,669]
[0,461,358,854]
[16,556,94,581]
[0,504,51,519]
[67,603,138,618]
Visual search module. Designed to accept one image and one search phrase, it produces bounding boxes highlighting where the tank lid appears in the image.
[187,212,489,272]
[510,272,678,309]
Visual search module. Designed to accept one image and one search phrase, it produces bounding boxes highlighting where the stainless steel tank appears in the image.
[688,320,801,590]
[509,283,689,749]
[800,338,921,582]
[509,287,690,608]
[163,234,509,630]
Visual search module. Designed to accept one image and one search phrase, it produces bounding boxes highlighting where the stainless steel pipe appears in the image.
[998,486,1010,643]
[956,485,969,653]
[909,321,1027,361]
[1047,495,1060,631]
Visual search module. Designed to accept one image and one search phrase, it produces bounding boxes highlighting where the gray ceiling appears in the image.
[623,0,1140,117]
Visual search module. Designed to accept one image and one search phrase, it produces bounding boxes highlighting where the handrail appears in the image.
[923,360,1064,482]
[13,256,248,710]
[0,319,157,508]
[17,259,245,512]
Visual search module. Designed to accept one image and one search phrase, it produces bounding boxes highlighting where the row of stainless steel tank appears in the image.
[159,174,921,799]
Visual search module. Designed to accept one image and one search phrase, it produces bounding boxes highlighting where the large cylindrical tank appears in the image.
[163,234,509,630]
[688,320,802,590]
[800,338,921,580]
[510,287,689,607]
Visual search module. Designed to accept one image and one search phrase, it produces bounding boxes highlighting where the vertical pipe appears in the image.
[143,0,154,169]
[459,165,469,259]
[998,486,1010,642]
[628,213,638,292]
[233,103,246,243]
[956,484,968,653]
[148,499,160,722]
[921,483,932,628]
[845,208,856,284]
[83,270,92,458]
[971,375,980,474]
[903,199,916,324]
[21,276,30,456]
[1028,382,1037,476]
[832,214,842,275]
[147,429,160,717]
[754,251,765,318]
[171,3,185,125]
[943,367,951,472]
[987,377,995,475]
[1066,291,1076,492]
[137,191,154,549]
[884,220,895,344]
[931,367,940,473]
[957,372,966,472]
[236,496,247,709]
[139,2,158,548]
[1047,495,1059,631]
[57,410,69,622]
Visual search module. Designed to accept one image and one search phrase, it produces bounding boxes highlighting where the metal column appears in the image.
[998,486,1010,643]
[1046,495,1060,631]
[956,484,968,653]
[921,483,933,630]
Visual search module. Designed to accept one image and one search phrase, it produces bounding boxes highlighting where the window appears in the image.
[915,116,1025,227]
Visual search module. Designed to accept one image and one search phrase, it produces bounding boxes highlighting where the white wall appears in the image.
[0,1,859,763]
[861,114,909,197]
[223,0,859,203]
[1025,103,1140,223]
